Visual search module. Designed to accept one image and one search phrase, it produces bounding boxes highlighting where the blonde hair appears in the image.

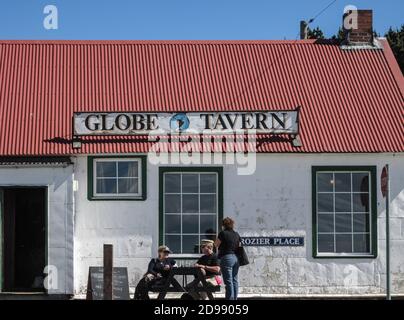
[201,239,214,249]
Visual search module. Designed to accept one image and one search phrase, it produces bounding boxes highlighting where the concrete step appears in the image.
[0,293,71,300]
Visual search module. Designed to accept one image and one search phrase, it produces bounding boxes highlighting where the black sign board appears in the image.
[86,267,130,300]
[241,237,304,247]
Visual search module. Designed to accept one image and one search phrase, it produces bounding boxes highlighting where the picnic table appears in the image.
[151,266,220,300]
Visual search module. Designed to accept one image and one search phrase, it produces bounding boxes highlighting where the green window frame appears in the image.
[159,167,223,258]
[87,155,147,200]
[312,166,377,258]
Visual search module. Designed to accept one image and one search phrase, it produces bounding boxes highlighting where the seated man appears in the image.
[185,239,221,300]
[134,245,177,300]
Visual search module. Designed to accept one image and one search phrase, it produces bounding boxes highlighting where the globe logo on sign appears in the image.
[170,113,190,132]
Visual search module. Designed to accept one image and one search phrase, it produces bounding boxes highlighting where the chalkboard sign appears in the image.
[86,267,130,300]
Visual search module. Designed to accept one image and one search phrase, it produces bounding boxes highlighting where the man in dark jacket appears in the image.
[134,245,177,300]
[184,239,221,300]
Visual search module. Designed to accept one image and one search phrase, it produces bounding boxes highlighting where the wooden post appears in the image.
[103,244,113,300]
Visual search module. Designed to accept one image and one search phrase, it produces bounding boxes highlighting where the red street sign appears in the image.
[381,166,388,198]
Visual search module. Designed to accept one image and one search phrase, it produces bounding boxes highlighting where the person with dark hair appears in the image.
[133,245,177,300]
[215,217,241,300]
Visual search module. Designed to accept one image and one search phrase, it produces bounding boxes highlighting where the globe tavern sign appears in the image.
[73,109,300,136]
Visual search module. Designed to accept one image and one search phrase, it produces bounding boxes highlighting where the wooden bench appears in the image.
[151,284,221,293]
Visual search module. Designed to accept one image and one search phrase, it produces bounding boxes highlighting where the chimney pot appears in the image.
[300,20,308,40]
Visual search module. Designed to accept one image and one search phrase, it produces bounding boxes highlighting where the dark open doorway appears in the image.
[1,187,47,292]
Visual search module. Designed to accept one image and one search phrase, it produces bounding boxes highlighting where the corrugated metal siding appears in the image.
[0,40,402,155]
[0,156,72,166]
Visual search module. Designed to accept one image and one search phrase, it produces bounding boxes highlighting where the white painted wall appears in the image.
[70,153,404,296]
[73,156,157,295]
[229,153,404,296]
[0,165,74,294]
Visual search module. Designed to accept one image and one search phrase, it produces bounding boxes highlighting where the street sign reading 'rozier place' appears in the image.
[73,109,300,135]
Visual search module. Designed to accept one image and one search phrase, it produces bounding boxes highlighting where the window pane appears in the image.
[96,161,116,177]
[318,214,334,232]
[165,174,180,193]
[335,193,351,212]
[318,234,334,253]
[182,235,199,254]
[165,215,181,233]
[335,173,351,192]
[318,193,333,212]
[353,173,369,192]
[200,215,217,234]
[335,214,352,232]
[336,234,352,253]
[200,174,216,193]
[316,169,373,256]
[202,234,216,242]
[118,178,138,194]
[96,178,116,194]
[353,214,369,232]
[165,194,181,213]
[182,194,198,213]
[162,171,219,255]
[353,234,370,253]
[165,235,181,254]
[182,174,198,193]
[353,193,369,212]
[200,194,216,213]
[118,161,138,177]
[183,215,199,233]
[317,173,334,192]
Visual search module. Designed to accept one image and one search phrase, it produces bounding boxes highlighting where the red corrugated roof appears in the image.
[0,39,402,155]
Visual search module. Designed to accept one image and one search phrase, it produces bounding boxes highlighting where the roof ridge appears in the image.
[0,39,318,45]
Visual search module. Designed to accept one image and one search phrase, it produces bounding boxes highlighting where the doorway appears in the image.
[1,187,47,292]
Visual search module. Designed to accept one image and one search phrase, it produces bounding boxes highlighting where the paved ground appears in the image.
[0,293,403,300]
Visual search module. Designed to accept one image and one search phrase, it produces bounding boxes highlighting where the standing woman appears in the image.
[215,217,241,300]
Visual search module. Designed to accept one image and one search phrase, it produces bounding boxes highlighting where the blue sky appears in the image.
[0,0,402,40]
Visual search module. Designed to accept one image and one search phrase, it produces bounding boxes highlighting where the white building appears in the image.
[0,10,403,298]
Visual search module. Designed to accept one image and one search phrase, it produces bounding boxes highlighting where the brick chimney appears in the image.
[343,9,373,45]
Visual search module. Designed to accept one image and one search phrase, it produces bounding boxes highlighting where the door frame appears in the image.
[0,185,48,293]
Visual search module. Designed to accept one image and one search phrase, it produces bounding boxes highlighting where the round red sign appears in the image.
[381,166,388,198]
